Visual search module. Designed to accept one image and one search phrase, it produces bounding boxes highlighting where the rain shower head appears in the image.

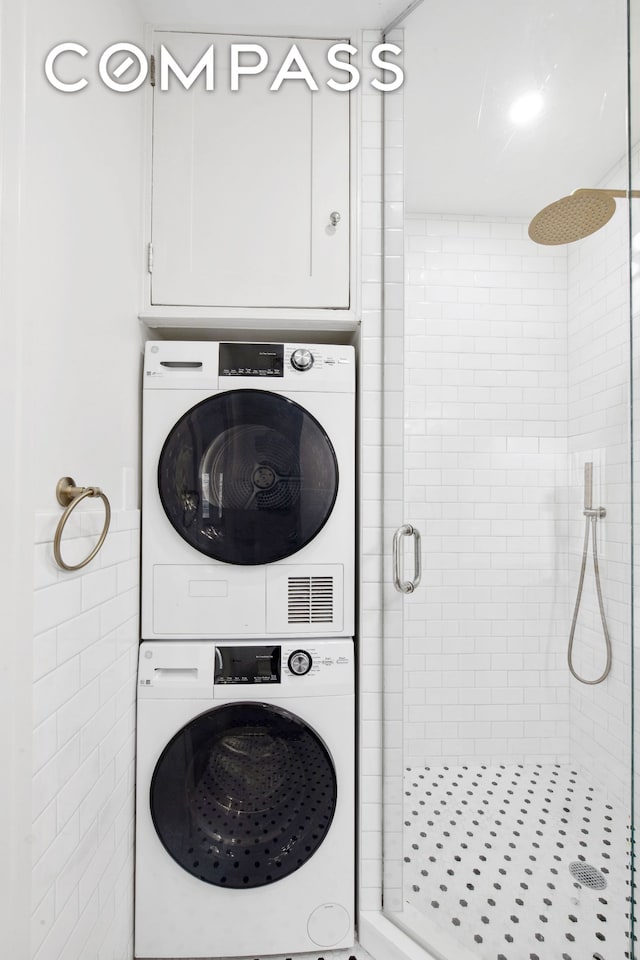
[528,187,640,245]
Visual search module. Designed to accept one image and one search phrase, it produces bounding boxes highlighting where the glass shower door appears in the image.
[382,2,636,957]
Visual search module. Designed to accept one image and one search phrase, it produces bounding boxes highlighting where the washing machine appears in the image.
[141,340,355,640]
[134,638,354,959]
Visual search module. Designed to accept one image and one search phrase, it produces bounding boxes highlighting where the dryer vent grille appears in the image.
[288,576,334,624]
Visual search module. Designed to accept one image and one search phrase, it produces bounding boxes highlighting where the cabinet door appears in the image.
[150,33,350,309]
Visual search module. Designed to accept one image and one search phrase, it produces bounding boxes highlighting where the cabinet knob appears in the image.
[329,211,341,227]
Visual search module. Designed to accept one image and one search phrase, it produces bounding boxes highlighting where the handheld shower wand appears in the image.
[567,462,611,684]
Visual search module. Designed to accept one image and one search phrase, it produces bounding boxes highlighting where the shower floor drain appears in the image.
[569,861,607,890]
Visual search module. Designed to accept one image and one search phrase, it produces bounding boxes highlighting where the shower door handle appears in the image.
[392,524,422,594]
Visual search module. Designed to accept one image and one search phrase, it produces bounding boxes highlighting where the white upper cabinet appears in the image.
[150,32,351,310]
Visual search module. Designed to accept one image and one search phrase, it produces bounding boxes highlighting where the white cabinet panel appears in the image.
[150,33,350,308]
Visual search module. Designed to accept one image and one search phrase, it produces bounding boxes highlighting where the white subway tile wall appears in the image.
[567,155,633,808]
[403,213,571,770]
[401,199,633,805]
[32,509,139,960]
[358,28,392,917]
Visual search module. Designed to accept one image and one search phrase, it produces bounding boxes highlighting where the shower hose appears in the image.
[567,512,612,684]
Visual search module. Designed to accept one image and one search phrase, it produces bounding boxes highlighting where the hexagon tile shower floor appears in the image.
[402,763,633,960]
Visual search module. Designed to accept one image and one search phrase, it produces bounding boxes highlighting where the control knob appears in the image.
[288,650,313,676]
[290,348,314,372]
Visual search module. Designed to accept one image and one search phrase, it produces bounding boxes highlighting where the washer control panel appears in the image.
[138,640,353,700]
[214,645,280,684]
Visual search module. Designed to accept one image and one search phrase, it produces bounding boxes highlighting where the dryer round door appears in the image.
[150,702,338,888]
[157,389,339,564]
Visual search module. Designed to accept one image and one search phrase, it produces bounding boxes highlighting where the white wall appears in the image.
[402,213,570,766]
[1,0,145,956]
[566,156,633,807]
[22,0,145,511]
[0,0,36,953]
[31,510,139,960]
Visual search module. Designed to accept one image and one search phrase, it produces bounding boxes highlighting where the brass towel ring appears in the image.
[53,476,111,571]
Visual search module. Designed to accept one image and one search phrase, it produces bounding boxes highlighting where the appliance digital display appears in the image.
[219,343,284,378]
[214,645,281,684]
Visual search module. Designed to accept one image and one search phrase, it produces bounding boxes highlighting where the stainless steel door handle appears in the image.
[392,524,422,594]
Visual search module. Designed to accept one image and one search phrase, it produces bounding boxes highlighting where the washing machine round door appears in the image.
[150,702,337,888]
[157,389,339,564]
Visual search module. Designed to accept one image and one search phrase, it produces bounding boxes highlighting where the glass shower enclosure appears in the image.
[382,1,637,957]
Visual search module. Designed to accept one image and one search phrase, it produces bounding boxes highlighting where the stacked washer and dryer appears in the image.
[136,341,356,959]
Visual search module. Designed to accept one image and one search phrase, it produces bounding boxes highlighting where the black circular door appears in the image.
[157,389,339,564]
[150,702,337,888]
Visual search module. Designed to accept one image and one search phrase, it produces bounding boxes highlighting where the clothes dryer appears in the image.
[135,638,354,958]
[141,341,355,639]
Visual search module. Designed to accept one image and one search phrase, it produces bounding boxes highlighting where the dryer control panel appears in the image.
[143,340,354,393]
[218,343,284,378]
